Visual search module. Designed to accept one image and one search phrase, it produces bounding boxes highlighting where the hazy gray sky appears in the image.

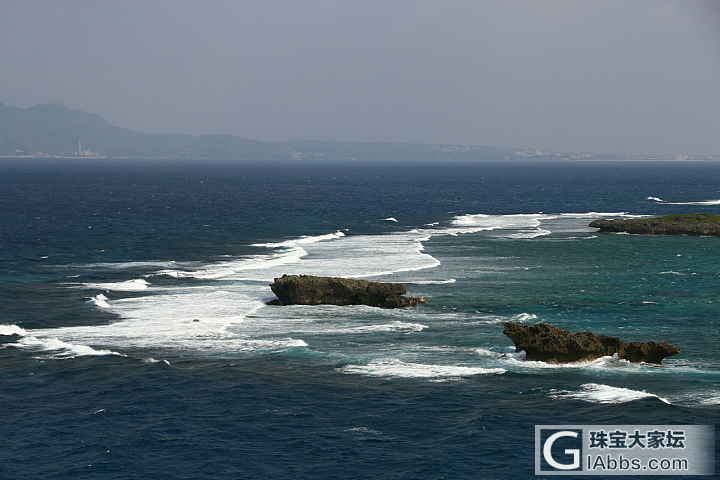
[1,0,719,155]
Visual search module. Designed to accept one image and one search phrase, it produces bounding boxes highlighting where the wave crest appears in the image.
[339,359,506,378]
[549,383,670,404]
[0,324,28,336]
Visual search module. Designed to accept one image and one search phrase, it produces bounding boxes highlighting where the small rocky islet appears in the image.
[503,322,680,364]
[267,274,425,308]
[267,275,680,365]
[590,213,720,236]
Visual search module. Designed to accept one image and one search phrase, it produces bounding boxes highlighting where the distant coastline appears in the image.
[2,103,718,161]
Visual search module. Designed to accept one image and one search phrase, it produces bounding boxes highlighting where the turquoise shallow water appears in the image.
[0,159,718,478]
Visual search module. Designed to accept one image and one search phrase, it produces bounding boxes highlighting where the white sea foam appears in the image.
[254,230,346,248]
[472,345,660,374]
[659,271,683,275]
[503,228,552,239]
[0,324,27,336]
[474,347,497,357]
[81,261,179,270]
[410,278,456,284]
[514,313,538,322]
[503,352,629,371]
[244,229,440,279]
[154,249,308,280]
[450,213,545,234]
[550,383,670,404]
[472,312,538,325]
[381,217,398,222]
[647,196,720,205]
[679,200,720,205]
[450,212,639,239]
[349,321,427,334]
[339,359,506,378]
[13,336,122,358]
[151,229,437,281]
[474,346,526,359]
[90,293,111,308]
[85,278,150,291]
[558,212,630,217]
[6,283,310,356]
[345,427,383,435]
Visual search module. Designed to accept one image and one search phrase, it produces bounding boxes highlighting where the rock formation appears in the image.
[590,214,720,236]
[268,275,425,308]
[503,322,680,364]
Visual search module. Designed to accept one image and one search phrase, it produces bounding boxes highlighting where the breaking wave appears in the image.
[11,335,123,359]
[90,293,111,308]
[348,321,427,334]
[0,324,28,336]
[472,312,538,325]
[549,383,671,404]
[85,279,150,291]
[339,359,506,378]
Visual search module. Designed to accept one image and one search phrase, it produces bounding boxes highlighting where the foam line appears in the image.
[253,230,345,248]
[503,228,552,239]
[647,196,720,205]
[549,383,671,404]
[346,321,427,334]
[85,279,150,291]
[339,359,506,378]
[410,279,456,284]
[12,336,122,358]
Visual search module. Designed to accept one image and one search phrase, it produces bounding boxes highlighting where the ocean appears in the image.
[1,159,718,479]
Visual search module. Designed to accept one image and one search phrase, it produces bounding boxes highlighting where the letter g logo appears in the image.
[543,431,580,470]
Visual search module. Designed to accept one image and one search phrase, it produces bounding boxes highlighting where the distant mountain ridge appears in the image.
[0,102,702,160]
[0,103,270,159]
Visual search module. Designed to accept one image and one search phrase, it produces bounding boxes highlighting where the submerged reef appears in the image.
[503,322,681,364]
[590,214,720,236]
[268,275,425,308]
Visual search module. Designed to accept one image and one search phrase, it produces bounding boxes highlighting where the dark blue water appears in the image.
[1,159,718,479]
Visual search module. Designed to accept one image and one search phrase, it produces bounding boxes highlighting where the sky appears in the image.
[1,0,719,155]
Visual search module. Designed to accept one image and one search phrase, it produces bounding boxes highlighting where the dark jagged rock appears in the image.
[622,341,681,364]
[382,294,425,308]
[590,214,720,236]
[268,275,425,308]
[503,322,680,364]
